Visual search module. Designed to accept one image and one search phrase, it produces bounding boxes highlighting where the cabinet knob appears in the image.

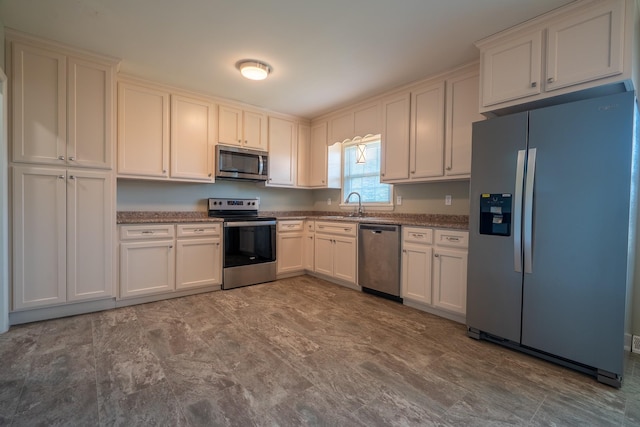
[446,166,452,171]
[169,245,173,249]
[244,140,248,144]
[69,156,75,161]
[69,175,75,180]
[322,180,325,183]
[402,249,406,253]
[530,82,537,88]
[411,171,415,174]
[58,155,65,161]
[547,77,555,84]
[434,253,439,257]
[58,175,65,179]
[238,139,242,144]
[208,173,212,178]
[381,173,385,177]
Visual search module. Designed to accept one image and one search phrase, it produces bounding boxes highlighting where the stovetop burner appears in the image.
[207,197,275,222]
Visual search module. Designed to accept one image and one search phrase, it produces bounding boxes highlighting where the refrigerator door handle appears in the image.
[523,148,537,274]
[514,150,526,272]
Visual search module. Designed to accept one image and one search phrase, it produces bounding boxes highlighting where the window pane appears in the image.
[343,139,391,204]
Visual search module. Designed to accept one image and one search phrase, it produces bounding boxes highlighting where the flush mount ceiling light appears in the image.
[237,60,272,81]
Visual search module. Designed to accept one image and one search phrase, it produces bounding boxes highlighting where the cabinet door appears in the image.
[12,43,67,165]
[545,1,624,92]
[354,102,381,137]
[381,93,411,182]
[12,165,67,309]
[67,169,113,301]
[402,243,433,304]
[432,248,467,315]
[480,31,542,107]
[176,237,221,290]
[297,123,310,187]
[411,81,445,179]
[445,72,484,177]
[277,233,304,274]
[120,240,175,298]
[218,104,242,146]
[68,56,113,169]
[333,236,356,284]
[309,122,328,187]
[243,110,268,150]
[268,117,297,186]
[303,234,315,271]
[117,82,170,177]
[171,95,215,181]
[314,235,334,276]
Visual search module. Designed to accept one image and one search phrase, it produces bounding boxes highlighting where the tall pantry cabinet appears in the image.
[7,31,118,311]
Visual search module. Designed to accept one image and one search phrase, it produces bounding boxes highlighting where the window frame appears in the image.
[339,135,394,212]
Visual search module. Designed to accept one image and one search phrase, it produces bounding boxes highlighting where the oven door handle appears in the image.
[224,220,276,227]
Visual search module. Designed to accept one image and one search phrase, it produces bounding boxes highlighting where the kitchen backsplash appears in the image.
[117,179,470,215]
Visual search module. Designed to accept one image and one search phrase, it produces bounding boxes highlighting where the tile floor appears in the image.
[0,275,639,426]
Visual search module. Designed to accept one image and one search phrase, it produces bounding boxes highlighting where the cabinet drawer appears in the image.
[315,221,357,237]
[278,220,304,232]
[403,227,433,245]
[120,224,175,240]
[176,223,221,237]
[305,220,315,232]
[434,229,468,249]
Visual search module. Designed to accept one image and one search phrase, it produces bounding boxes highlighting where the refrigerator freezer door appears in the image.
[467,112,528,343]
[522,92,634,375]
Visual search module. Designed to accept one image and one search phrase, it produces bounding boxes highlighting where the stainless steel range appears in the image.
[208,198,276,290]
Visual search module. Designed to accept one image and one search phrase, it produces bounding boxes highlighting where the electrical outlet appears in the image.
[445,195,452,206]
[396,195,402,205]
[327,198,332,205]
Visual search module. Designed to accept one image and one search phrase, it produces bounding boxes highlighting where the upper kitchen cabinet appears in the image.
[267,116,297,187]
[117,81,170,178]
[117,79,215,182]
[478,0,635,113]
[170,94,215,181]
[8,34,117,169]
[381,92,411,182]
[301,120,341,189]
[218,104,268,150]
[445,70,484,178]
[329,101,381,144]
[296,123,311,187]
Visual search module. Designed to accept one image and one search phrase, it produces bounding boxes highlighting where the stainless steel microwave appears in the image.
[215,145,268,181]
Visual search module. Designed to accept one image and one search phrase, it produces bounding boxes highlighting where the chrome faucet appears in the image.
[345,191,363,216]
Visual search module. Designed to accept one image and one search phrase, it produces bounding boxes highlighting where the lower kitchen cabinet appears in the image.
[175,224,222,290]
[119,224,176,298]
[314,221,357,285]
[277,220,305,275]
[303,220,315,271]
[401,227,468,321]
[12,165,114,310]
[119,222,222,299]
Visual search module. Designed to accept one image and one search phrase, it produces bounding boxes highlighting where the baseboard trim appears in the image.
[115,285,221,308]
[402,298,466,325]
[10,298,117,325]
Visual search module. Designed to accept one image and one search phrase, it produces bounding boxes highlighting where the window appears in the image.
[341,135,392,209]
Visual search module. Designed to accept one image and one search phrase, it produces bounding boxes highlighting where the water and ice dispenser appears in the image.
[479,194,512,236]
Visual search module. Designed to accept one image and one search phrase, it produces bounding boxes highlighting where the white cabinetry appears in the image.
[381,66,480,183]
[314,221,357,286]
[119,224,175,298]
[432,230,468,316]
[303,221,315,271]
[401,227,468,323]
[478,0,632,113]
[329,102,381,144]
[218,104,268,150]
[176,224,222,290]
[277,220,305,276]
[10,40,115,169]
[297,123,310,187]
[118,80,215,182]
[12,165,113,309]
[268,116,297,187]
[401,227,434,305]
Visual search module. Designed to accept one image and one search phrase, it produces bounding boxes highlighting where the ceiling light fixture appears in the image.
[237,60,272,81]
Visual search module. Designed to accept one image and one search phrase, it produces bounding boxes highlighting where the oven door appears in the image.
[224,221,276,267]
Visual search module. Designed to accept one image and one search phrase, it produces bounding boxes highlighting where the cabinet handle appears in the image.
[194,229,205,233]
[411,171,415,174]
[530,82,537,88]
[142,231,155,235]
[69,156,75,161]
[446,166,452,171]
[162,169,167,174]
[381,173,385,177]
[402,249,406,253]
[208,173,212,178]
[58,175,65,179]
[69,175,75,180]
[244,140,248,144]
[547,77,555,84]
[308,236,313,239]
[169,245,173,249]
[434,253,439,257]
[446,237,460,242]
[58,155,65,161]
[238,139,242,144]
[412,233,424,238]
[322,180,325,183]
[343,228,350,232]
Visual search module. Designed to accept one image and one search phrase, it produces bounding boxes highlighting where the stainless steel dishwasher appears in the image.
[358,223,401,302]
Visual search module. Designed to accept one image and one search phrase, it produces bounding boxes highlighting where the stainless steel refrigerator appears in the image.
[467,91,637,388]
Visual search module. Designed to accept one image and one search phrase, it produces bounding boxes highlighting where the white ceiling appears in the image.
[0,0,575,119]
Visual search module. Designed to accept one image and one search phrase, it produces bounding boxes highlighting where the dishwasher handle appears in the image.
[359,224,399,233]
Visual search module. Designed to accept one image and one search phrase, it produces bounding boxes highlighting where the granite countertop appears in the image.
[118,210,469,230]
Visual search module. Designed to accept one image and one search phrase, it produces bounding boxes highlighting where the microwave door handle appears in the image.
[258,155,264,176]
